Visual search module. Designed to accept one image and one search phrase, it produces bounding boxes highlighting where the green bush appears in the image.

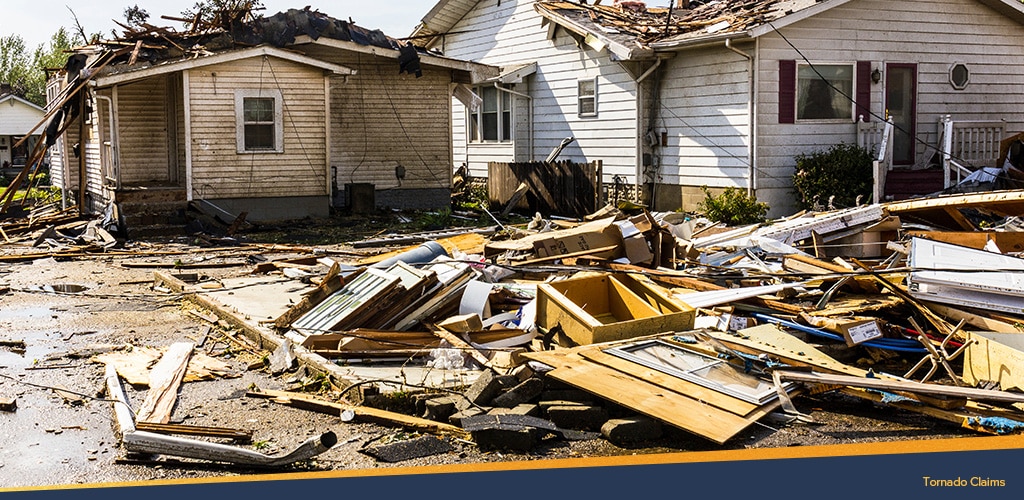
[697,185,768,226]
[793,143,874,210]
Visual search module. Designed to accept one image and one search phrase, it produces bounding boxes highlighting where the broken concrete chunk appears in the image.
[486,404,539,417]
[546,405,609,431]
[361,435,454,463]
[456,370,504,410]
[492,378,544,408]
[422,396,459,422]
[461,414,598,442]
[539,389,595,404]
[448,407,486,427]
[0,397,16,412]
[601,416,663,446]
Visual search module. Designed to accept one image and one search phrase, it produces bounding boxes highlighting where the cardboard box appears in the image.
[621,234,653,265]
[537,274,695,345]
[532,217,623,259]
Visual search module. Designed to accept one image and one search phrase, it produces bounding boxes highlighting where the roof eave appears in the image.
[535,5,653,61]
[650,32,753,51]
[293,35,499,81]
[93,46,355,88]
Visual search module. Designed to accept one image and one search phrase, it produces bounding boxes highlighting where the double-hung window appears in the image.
[578,78,597,117]
[796,64,853,121]
[235,89,283,153]
[469,85,512,143]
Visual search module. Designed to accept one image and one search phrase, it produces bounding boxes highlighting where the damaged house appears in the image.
[412,0,1024,216]
[45,8,496,225]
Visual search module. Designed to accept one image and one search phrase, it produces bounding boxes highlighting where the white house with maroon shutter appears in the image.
[413,0,1024,216]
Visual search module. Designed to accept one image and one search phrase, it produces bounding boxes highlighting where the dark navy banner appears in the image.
[6,446,1024,500]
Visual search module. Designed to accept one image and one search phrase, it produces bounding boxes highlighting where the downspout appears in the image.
[494,83,534,160]
[632,58,662,204]
[94,94,118,190]
[725,38,756,196]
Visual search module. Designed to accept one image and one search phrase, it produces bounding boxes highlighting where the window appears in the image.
[578,78,597,117]
[796,64,853,121]
[950,63,969,90]
[469,86,512,143]
[234,89,283,153]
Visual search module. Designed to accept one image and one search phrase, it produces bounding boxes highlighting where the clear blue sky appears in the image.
[1,0,431,50]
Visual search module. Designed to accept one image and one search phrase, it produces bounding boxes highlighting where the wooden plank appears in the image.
[777,370,1024,404]
[576,347,759,417]
[839,388,1002,435]
[134,422,253,441]
[907,231,1024,253]
[247,389,469,439]
[430,324,491,367]
[136,342,194,424]
[540,359,761,444]
[926,302,1024,333]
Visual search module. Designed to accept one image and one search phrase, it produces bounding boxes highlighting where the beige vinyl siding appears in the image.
[84,98,106,211]
[659,46,751,189]
[440,0,640,182]
[0,98,44,135]
[117,77,172,184]
[755,0,1024,214]
[187,57,328,199]
[306,50,454,191]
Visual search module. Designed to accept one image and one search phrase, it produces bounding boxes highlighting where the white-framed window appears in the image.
[469,85,512,143]
[234,89,283,153]
[796,63,854,121]
[950,63,969,90]
[578,78,597,117]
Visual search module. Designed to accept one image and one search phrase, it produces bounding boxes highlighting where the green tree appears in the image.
[0,34,33,97]
[1,28,82,107]
[181,0,264,27]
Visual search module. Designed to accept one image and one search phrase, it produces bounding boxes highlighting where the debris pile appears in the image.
[110,187,1024,464]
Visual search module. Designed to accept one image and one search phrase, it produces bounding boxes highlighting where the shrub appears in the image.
[793,142,874,210]
[697,185,769,226]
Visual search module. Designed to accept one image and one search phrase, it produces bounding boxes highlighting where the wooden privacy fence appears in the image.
[488,160,603,218]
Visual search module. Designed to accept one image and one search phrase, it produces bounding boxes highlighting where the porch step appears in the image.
[884,169,945,201]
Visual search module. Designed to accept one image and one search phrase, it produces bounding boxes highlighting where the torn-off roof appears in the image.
[535,0,824,54]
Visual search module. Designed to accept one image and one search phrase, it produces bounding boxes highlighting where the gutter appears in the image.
[105,363,337,467]
[724,38,757,197]
[494,83,534,160]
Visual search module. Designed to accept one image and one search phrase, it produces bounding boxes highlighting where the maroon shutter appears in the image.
[779,60,795,124]
[856,61,871,122]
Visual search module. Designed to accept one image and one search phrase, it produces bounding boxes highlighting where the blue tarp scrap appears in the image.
[966,416,1024,435]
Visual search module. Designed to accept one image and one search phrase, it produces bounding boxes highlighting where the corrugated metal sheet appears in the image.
[909,237,1024,314]
[291,268,399,337]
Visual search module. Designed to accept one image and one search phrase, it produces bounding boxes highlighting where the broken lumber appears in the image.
[774,370,1024,405]
[247,388,470,439]
[136,342,194,423]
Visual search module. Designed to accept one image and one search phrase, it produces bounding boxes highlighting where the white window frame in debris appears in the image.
[796,63,854,122]
[234,89,284,153]
[469,85,513,143]
[604,339,789,405]
[578,77,598,118]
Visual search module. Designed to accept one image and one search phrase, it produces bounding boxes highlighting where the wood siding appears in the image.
[304,50,454,191]
[187,57,328,200]
[658,46,752,190]
[755,0,1024,215]
[439,0,640,182]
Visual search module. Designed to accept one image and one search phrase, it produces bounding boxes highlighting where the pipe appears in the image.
[494,83,533,160]
[631,57,663,206]
[105,363,337,467]
[725,38,756,197]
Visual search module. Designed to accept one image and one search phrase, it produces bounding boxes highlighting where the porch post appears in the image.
[183,69,193,202]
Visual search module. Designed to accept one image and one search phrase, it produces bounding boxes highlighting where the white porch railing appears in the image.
[857,115,893,203]
[938,115,1006,188]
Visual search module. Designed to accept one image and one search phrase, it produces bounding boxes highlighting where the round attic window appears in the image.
[950,63,969,90]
